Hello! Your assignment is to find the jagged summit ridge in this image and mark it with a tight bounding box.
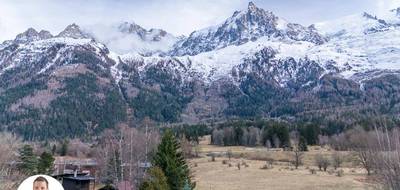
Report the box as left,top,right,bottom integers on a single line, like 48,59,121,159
118,21,173,42
118,22,147,38
57,23,92,39
171,2,326,56
14,28,53,43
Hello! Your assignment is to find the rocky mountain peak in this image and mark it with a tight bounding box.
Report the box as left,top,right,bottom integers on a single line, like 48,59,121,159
234,1,277,28
57,23,91,39
247,2,258,12
171,2,325,56
118,22,147,39
117,22,173,42
14,28,53,43
38,30,53,39
363,12,377,19
147,28,168,41
14,28,53,44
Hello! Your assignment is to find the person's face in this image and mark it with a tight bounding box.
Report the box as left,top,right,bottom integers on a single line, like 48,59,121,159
33,181,48,190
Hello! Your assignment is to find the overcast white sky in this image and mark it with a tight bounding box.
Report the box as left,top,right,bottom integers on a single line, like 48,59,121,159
0,0,399,42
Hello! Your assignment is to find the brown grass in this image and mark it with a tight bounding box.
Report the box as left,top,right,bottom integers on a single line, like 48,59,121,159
190,136,374,190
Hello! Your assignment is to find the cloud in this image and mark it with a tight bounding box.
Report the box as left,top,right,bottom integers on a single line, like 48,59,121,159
376,0,400,15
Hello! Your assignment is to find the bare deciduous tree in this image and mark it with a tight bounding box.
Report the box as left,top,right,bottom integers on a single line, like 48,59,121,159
315,154,330,171
370,123,400,189
181,135,193,159
95,124,160,188
0,132,24,190
332,152,344,170
292,149,304,169
67,138,91,158
346,127,375,175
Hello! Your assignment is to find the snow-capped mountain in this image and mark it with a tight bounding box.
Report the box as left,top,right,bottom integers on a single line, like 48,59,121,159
14,28,53,44
315,12,390,37
1,2,400,139
0,24,108,77
312,11,400,79
171,2,326,56
57,23,93,39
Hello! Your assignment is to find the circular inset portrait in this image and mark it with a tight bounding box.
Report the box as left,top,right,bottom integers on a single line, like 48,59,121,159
17,175,64,190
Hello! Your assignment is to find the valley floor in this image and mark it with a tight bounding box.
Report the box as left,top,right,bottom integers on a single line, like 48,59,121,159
190,137,375,190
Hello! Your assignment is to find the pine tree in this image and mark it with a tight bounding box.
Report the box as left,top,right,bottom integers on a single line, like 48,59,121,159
104,156,116,185
152,130,194,190
51,144,57,155
139,167,170,190
18,145,38,175
60,139,69,156
37,151,55,174
298,136,308,151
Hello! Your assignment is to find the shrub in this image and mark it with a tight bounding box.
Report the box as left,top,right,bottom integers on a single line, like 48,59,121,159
309,168,317,174
315,154,330,171
336,169,344,177
327,169,335,175
210,153,216,162
332,152,344,170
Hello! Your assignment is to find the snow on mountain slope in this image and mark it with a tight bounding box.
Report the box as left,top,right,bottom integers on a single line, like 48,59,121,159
171,2,325,56
14,28,53,44
109,36,318,87
177,8,400,83
57,23,92,39
106,6,400,86
0,24,109,76
381,7,400,25
179,37,314,82
313,10,400,79
315,12,389,37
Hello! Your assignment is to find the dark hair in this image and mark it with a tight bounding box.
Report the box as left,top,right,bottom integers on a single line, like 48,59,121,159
33,176,49,188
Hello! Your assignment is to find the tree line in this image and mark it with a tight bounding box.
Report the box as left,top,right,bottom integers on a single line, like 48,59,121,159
211,120,320,149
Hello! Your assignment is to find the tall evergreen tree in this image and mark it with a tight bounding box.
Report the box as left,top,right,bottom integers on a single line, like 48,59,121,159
152,130,194,190
60,139,69,156
300,124,320,145
37,151,55,174
51,144,57,155
18,145,38,175
298,136,308,152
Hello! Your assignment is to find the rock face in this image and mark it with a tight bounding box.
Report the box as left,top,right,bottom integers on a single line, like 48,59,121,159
14,28,53,43
57,23,92,39
1,2,400,139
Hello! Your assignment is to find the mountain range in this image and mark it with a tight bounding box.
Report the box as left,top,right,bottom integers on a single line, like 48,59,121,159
1,2,400,140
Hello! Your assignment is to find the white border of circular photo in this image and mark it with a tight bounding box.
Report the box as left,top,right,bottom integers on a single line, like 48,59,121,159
18,175,64,190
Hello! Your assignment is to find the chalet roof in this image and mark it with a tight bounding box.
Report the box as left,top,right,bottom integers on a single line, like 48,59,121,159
54,156,97,166
64,176,95,181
